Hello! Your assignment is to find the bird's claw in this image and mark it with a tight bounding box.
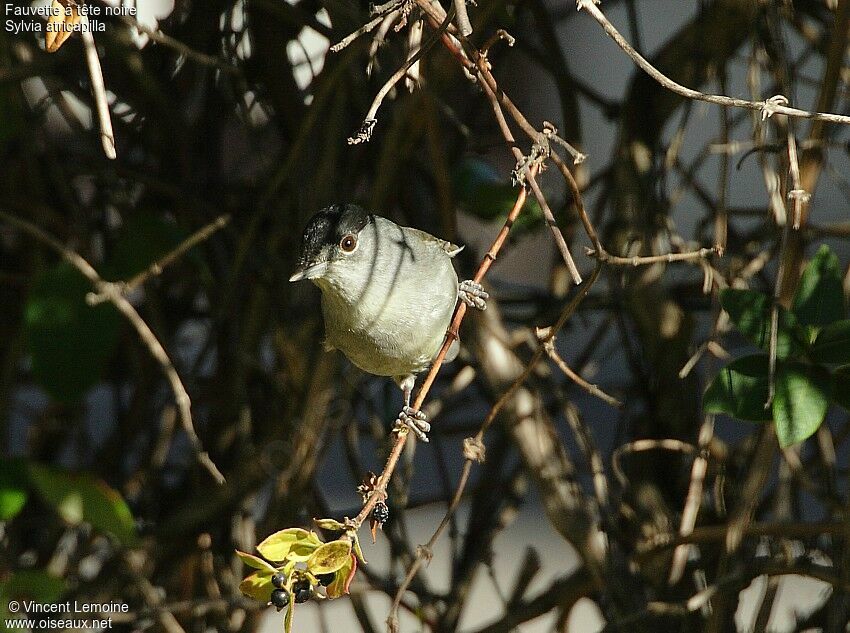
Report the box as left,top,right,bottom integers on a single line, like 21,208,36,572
394,406,430,442
459,280,488,310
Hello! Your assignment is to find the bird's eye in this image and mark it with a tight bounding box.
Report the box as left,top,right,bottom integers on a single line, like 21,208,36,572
340,234,357,253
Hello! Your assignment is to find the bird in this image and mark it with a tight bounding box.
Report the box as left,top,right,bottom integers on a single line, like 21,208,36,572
289,204,488,441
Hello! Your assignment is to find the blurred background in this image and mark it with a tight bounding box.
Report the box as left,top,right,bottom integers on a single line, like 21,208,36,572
1,0,849,631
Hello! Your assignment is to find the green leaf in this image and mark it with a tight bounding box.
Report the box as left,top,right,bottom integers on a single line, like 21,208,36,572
307,540,352,575
772,362,830,448
103,216,187,281
832,366,850,411
313,518,346,531
0,488,27,521
0,459,29,520
453,158,542,231
0,569,65,621
811,320,850,365
238,571,274,602
23,263,121,403
720,289,804,359
235,550,277,572
256,528,321,562
28,464,137,546
703,355,772,422
325,555,357,599
350,531,366,565
792,245,846,326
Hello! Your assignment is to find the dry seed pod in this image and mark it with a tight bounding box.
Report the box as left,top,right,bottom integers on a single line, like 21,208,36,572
46,0,81,53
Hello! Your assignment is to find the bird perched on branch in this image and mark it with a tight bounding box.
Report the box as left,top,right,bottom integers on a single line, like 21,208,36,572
289,204,488,441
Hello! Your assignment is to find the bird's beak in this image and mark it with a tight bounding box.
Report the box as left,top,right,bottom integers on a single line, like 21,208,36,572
289,261,328,282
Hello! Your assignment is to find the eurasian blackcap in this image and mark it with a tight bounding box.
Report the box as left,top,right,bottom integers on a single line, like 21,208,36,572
289,204,488,441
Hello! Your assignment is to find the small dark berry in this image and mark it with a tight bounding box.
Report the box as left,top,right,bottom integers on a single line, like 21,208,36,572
271,572,286,589
317,572,335,587
270,589,289,611
372,501,389,525
293,578,313,603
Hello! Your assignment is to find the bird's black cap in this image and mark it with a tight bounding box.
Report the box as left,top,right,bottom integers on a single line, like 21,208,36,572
293,204,373,273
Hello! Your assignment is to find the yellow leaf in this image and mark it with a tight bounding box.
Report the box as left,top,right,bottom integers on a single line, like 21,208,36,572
238,571,274,602
45,0,81,53
235,550,277,572
307,540,352,575
326,555,357,599
257,528,322,562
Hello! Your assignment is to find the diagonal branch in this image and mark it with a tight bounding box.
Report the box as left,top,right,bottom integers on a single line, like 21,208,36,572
0,210,225,484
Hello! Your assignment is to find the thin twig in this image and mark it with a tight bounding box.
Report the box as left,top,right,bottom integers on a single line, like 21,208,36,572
123,215,231,292
347,165,540,533
470,54,582,284
386,264,603,629
586,247,716,266
80,16,116,159
97,3,241,73
577,0,850,126
332,12,391,52
0,210,225,484
667,415,715,584
348,5,454,144
612,438,696,487
539,329,622,408
562,402,610,511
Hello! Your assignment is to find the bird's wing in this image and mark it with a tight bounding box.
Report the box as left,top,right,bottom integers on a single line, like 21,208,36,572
404,227,464,258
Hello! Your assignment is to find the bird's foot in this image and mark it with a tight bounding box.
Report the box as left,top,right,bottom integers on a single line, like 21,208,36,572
393,406,431,442
458,280,489,310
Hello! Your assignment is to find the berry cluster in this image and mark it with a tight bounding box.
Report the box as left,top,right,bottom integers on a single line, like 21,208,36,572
372,501,389,525
268,570,337,611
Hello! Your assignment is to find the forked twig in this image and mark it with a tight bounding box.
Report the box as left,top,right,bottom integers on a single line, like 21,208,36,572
578,1,850,126
0,210,225,484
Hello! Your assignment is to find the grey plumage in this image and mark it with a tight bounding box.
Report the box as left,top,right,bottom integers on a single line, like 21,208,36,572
290,204,486,440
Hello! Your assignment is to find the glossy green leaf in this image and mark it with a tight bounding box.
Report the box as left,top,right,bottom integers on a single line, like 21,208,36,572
239,571,275,602
811,320,850,365
453,158,542,231
792,245,846,326
0,459,29,520
28,464,137,546
235,550,277,572
703,355,771,422
772,362,830,448
720,289,805,359
23,263,121,403
832,366,850,411
307,540,352,575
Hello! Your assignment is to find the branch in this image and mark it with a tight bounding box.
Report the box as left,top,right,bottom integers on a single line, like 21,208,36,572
80,17,116,159
386,264,602,631
538,328,622,408
0,210,225,484
347,166,540,536
586,246,717,266
577,1,850,126
123,214,231,292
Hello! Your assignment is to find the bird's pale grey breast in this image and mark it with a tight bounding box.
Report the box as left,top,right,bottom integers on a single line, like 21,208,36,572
320,217,458,377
